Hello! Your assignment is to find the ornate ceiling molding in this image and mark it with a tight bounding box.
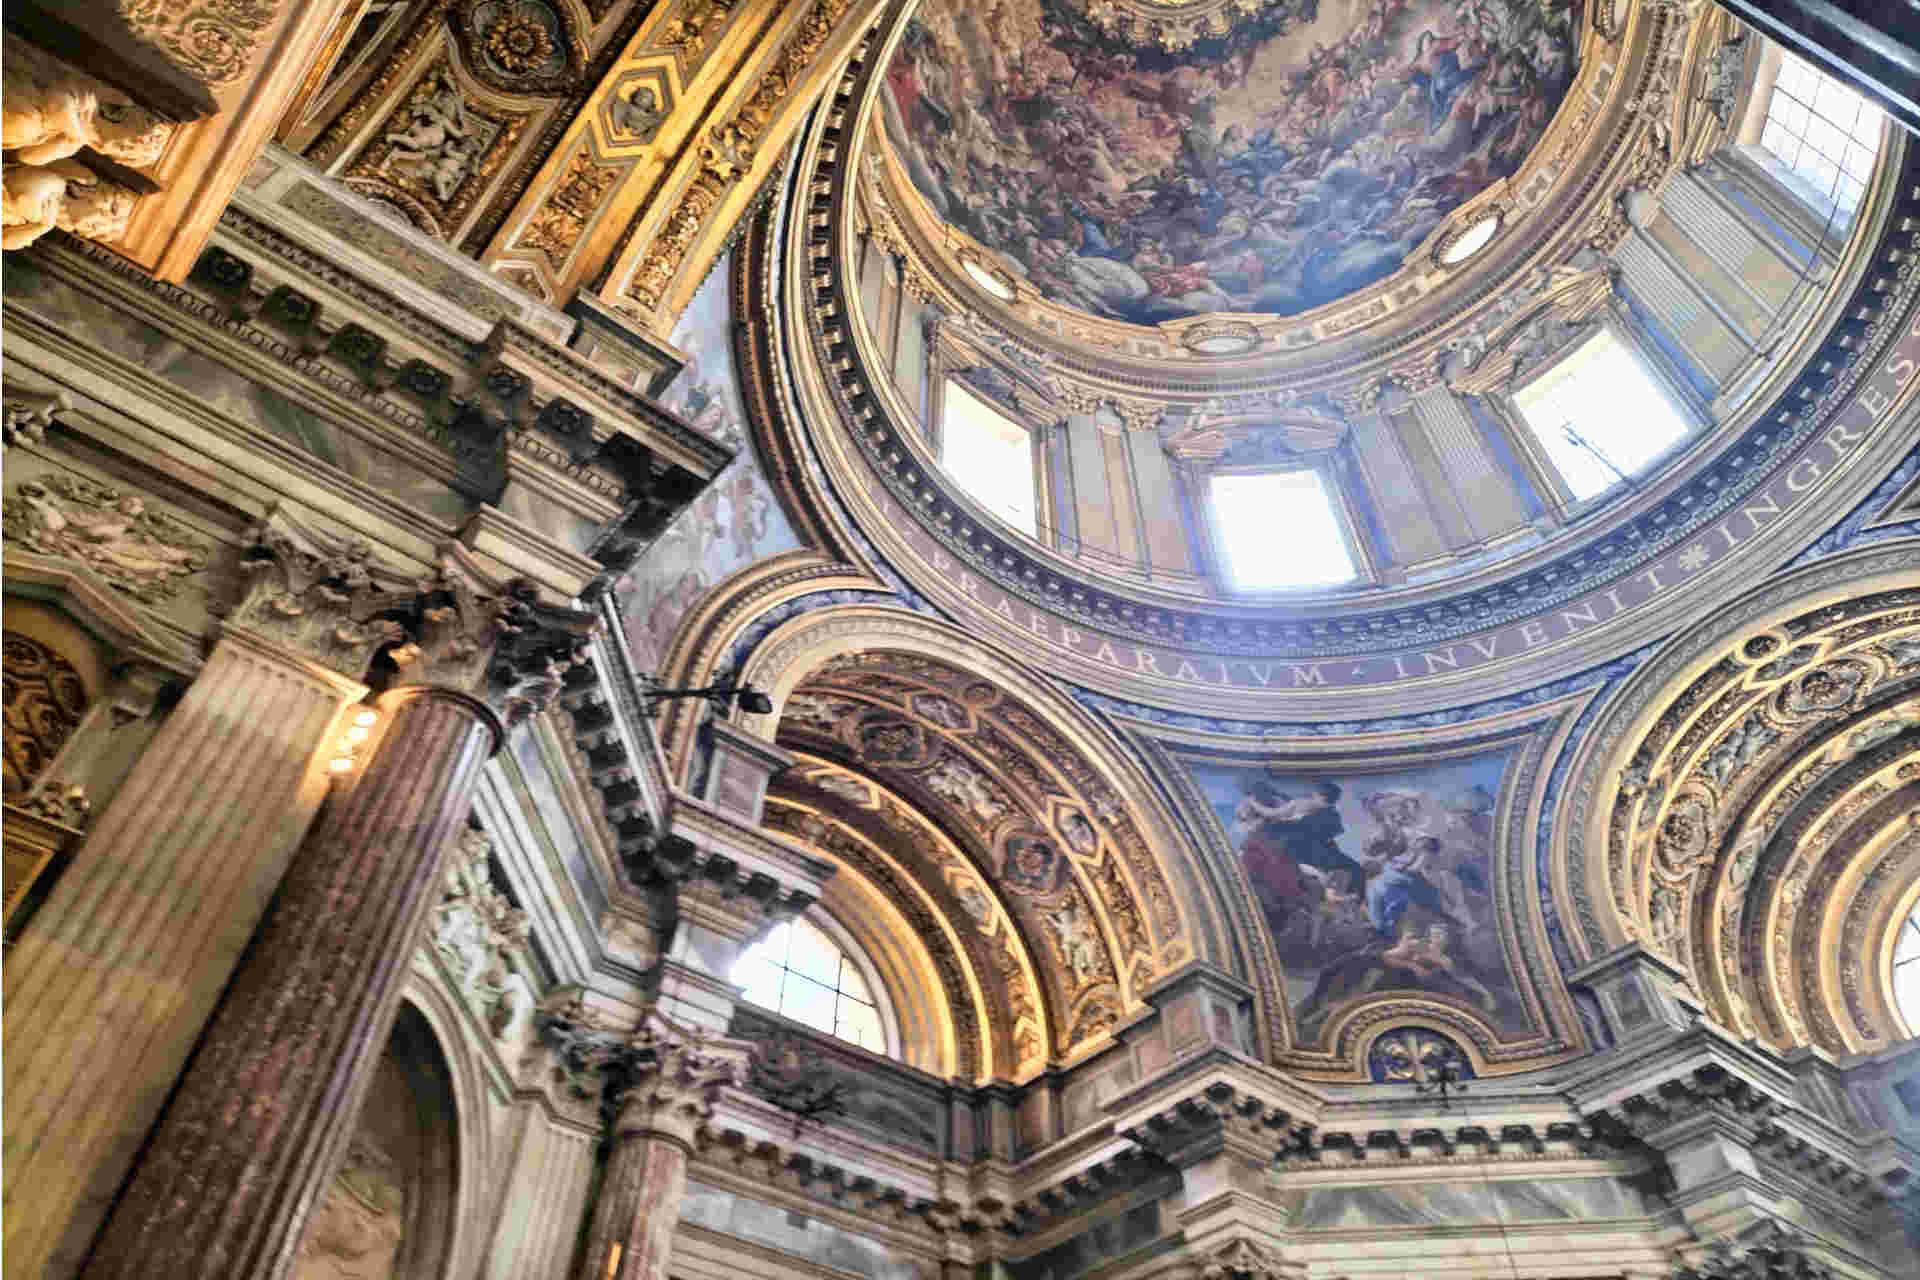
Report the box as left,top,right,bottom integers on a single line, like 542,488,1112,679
730,603,1222,958
773,650,1182,1055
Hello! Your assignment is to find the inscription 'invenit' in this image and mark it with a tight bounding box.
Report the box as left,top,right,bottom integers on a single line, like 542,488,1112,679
880,311,1919,693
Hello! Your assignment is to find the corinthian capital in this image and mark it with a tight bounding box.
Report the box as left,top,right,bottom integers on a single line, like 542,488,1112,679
602,1014,754,1148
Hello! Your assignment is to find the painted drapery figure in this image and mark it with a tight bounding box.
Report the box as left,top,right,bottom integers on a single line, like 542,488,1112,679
1200,751,1523,1042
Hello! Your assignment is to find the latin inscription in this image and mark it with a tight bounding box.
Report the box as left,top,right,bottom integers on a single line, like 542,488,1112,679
879,320,1918,691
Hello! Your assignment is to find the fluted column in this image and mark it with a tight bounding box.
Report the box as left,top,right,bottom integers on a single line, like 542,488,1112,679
3,626,364,1279
80,684,504,1279
576,1017,750,1280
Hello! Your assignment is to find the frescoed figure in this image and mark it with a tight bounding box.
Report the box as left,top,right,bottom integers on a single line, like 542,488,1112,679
616,249,799,672
1194,750,1525,1043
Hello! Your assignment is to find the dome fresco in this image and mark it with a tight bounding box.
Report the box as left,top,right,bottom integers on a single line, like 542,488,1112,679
880,0,1581,323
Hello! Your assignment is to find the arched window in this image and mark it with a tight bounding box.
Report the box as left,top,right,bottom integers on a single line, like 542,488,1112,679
1892,902,1920,1037
733,916,887,1053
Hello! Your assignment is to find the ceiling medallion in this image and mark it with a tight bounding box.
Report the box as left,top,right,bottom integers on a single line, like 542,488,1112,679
475,0,567,78
1179,318,1261,356
1435,213,1503,267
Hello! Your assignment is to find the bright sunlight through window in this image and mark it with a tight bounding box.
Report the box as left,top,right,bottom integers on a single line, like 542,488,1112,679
1760,50,1882,222
1893,903,1920,1037
941,380,1036,536
1512,328,1692,502
733,916,885,1053
1210,469,1356,591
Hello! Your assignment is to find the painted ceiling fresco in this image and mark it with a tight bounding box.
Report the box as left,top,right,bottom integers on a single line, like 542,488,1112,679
880,0,1580,322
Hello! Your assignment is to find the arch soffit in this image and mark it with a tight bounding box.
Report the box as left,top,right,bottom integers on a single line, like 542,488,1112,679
777,750,1065,1074
1554,543,1920,1052
772,654,1170,1056
765,780,1015,1081
734,604,1221,963
388,980,488,1280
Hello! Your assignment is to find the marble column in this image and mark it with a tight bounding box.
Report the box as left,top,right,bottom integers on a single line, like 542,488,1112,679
2,626,365,1279
80,683,504,1279
577,1017,751,1280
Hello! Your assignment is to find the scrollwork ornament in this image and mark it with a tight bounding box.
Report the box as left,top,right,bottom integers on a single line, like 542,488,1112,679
118,0,279,86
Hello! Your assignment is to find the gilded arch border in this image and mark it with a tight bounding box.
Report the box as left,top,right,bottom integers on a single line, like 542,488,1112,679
728,604,1223,996
1552,541,1920,1049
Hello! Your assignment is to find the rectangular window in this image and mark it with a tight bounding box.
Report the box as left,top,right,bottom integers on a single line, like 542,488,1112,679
1511,328,1693,502
1209,468,1356,591
941,380,1037,536
1759,49,1882,222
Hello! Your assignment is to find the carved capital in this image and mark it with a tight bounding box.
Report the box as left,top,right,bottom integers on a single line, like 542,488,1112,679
228,511,412,677
601,1015,753,1148
1670,1221,1839,1280
231,511,597,725
1191,1237,1302,1280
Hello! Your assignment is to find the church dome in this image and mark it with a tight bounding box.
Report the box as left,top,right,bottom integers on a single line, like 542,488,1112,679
755,0,1912,715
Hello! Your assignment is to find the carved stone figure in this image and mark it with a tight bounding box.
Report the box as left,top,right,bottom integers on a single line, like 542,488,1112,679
386,73,481,203
3,160,138,250
1,41,169,167
1045,899,1100,983
784,692,860,733
607,84,665,141
1700,713,1779,789
3,475,208,599
430,829,530,996
926,755,1006,823
1059,810,1098,855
